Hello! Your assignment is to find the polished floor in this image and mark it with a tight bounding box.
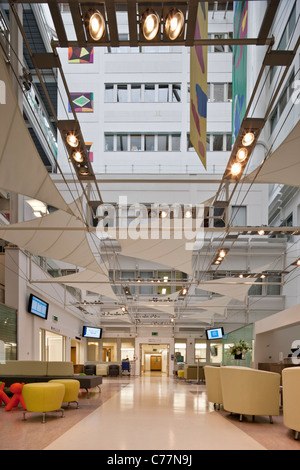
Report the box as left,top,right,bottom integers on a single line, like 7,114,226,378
0,374,299,451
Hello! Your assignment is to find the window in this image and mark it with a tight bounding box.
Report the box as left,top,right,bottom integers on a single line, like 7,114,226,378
145,135,155,151
158,84,169,102
231,206,247,226
175,341,186,362
121,340,135,361
214,83,225,101
144,84,155,102
105,134,114,151
249,278,263,296
105,83,181,102
212,134,224,151
209,342,222,363
213,207,226,228
266,276,281,296
117,134,128,151
105,84,114,102
171,84,181,102
131,84,141,102
157,134,169,151
117,84,128,102
105,133,181,151
130,134,142,151
102,340,117,362
195,340,206,363
171,134,181,151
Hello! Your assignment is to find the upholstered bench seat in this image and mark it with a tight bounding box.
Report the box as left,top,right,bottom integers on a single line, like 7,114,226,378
22,382,65,423
49,379,80,408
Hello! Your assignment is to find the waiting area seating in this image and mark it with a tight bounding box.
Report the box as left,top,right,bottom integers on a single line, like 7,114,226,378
204,366,223,410
183,364,205,381
282,366,300,439
22,382,65,423
0,361,102,397
49,379,80,408
204,365,281,423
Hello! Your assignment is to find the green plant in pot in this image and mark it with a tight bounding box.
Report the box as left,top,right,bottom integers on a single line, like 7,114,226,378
229,340,251,360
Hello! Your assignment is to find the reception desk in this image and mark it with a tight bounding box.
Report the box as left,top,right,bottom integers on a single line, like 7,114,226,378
258,362,299,383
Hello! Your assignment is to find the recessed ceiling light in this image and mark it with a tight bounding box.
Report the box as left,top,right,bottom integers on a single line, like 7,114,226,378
231,162,242,176
88,10,105,41
66,134,79,148
141,9,160,40
236,148,248,163
242,132,255,147
72,150,84,163
165,8,184,40
258,229,265,236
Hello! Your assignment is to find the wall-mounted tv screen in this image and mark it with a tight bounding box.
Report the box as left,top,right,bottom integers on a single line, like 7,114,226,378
82,326,102,339
28,294,49,320
205,327,224,340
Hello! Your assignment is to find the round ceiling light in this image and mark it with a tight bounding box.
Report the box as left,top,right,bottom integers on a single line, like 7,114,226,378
165,8,184,40
88,9,105,41
66,134,79,148
78,165,90,176
72,150,84,163
236,147,248,163
141,9,160,41
242,132,255,147
231,162,242,176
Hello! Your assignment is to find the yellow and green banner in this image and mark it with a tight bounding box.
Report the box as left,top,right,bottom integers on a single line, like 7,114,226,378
190,2,208,169
232,1,248,144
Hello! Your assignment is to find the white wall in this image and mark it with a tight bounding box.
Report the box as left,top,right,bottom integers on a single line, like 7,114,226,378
4,248,84,361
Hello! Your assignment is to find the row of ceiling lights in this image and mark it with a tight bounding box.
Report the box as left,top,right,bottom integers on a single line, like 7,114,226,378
230,131,255,176
85,7,185,43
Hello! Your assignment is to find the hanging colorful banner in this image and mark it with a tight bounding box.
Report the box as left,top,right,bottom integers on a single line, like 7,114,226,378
232,1,248,145
190,2,208,169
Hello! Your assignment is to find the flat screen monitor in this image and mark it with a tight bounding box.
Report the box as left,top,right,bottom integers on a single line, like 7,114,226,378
28,294,49,320
205,327,224,340
82,326,102,339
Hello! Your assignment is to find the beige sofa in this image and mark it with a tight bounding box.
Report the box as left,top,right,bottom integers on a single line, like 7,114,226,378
204,366,223,409
220,366,280,423
0,360,102,396
282,366,300,439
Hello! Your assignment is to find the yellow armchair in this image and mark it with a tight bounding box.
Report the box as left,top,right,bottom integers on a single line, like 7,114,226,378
282,366,300,440
204,366,223,409
220,366,280,423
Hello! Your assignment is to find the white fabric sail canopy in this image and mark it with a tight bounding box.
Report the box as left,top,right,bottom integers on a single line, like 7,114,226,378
243,121,300,187
0,53,71,213
42,269,119,301
191,295,233,316
197,277,257,302
117,234,197,277
0,207,107,275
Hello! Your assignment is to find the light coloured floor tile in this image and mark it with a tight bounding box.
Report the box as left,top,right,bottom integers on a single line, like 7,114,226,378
45,376,266,450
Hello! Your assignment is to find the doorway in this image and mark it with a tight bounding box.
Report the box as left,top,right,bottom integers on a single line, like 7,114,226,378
150,355,162,371
140,343,169,376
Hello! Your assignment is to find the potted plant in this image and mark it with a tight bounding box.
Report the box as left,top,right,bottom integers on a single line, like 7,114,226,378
229,340,251,360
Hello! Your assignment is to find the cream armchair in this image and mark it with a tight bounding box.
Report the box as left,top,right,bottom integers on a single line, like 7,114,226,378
220,366,280,423
282,367,300,439
204,366,223,409
96,364,108,376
